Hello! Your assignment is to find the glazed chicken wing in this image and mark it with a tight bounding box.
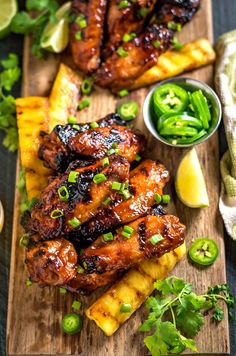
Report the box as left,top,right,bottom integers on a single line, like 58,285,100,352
103,0,158,58
29,155,130,240
95,24,173,91
25,238,78,286
70,0,107,73
81,214,186,274
70,160,170,245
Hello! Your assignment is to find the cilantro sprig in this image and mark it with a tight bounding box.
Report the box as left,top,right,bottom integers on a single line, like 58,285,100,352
140,276,234,355
17,167,38,214
0,53,21,152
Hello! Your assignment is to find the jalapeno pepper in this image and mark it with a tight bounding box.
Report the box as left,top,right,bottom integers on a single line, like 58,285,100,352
157,112,203,131
188,238,219,266
190,90,211,129
153,83,189,116
117,101,138,120
166,129,207,145
62,313,82,335
160,126,198,137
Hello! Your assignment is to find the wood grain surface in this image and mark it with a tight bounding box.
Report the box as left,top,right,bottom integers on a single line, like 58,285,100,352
6,1,230,355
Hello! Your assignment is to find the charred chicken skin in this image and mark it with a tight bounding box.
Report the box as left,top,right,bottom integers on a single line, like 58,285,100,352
29,155,130,240
95,24,174,91
70,159,170,245
25,238,78,286
81,214,186,274
70,0,107,73
103,0,158,58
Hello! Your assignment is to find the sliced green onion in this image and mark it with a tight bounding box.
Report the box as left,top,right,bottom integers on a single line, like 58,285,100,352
149,233,164,246
68,171,79,183
102,157,109,167
117,47,128,57
81,78,93,95
68,116,77,124
25,278,33,287
19,234,29,248
50,209,64,219
167,22,182,31
153,40,161,48
123,225,134,234
123,32,136,42
154,193,162,204
75,14,87,28
90,121,99,128
118,0,129,9
103,232,114,241
120,303,132,313
68,217,81,228
73,124,81,131
59,287,67,295
122,231,132,239
78,98,90,110
72,300,81,311
103,197,111,206
75,31,82,41
172,36,184,50
117,101,138,121
135,154,141,162
162,194,170,204
58,186,69,202
122,189,131,200
83,261,88,270
138,7,147,17
118,89,129,98
77,265,85,274
107,148,119,155
93,173,107,184
112,181,122,190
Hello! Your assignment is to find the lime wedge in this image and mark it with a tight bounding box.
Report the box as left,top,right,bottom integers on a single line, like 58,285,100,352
175,148,209,208
0,0,17,39
40,2,71,53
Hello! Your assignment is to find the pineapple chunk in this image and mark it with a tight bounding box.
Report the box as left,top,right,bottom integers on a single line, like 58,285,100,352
86,243,186,336
130,38,215,89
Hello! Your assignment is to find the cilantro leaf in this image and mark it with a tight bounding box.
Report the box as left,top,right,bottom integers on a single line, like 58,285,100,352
213,306,224,321
2,127,18,152
0,67,21,92
1,54,19,69
26,0,50,11
176,307,204,337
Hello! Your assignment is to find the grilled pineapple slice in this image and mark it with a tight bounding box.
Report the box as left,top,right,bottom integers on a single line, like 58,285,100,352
16,64,81,199
86,242,186,336
130,38,215,89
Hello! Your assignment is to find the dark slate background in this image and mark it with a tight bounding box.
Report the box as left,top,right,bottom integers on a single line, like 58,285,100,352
0,1,236,355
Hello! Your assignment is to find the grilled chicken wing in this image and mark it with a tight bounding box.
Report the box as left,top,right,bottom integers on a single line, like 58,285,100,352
70,160,169,245
39,113,127,173
103,0,158,58
29,155,130,240
25,238,78,286
70,0,107,73
81,214,185,274
95,24,173,91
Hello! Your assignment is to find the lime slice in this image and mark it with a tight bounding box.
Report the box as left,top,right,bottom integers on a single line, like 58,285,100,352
40,2,71,53
175,148,209,208
0,0,17,39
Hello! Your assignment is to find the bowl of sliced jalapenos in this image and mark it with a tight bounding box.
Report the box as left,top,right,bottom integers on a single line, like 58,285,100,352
143,77,222,147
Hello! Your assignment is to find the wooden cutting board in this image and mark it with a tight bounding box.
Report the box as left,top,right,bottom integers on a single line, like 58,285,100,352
7,1,230,355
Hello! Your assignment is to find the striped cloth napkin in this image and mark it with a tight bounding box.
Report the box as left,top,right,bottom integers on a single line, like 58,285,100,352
215,29,236,240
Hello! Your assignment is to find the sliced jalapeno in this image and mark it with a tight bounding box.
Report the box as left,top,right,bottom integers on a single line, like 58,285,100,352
117,101,138,120
190,90,211,129
160,126,198,137
153,83,189,116
157,112,203,131
167,129,207,145
62,313,82,335
188,238,219,266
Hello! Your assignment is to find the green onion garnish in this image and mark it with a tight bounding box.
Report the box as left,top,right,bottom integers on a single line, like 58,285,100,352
153,40,161,48
68,217,81,228
50,209,64,219
117,47,128,57
76,14,87,28
90,121,99,128
162,194,171,204
107,148,119,155
75,31,82,41
68,171,79,183
81,78,93,95
118,0,129,9
118,89,129,98
77,265,85,274
68,116,77,124
154,193,162,204
123,225,134,234
25,278,33,287
93,173,107,184
58,186,69,202
121,231,132,239
112,181,122,190
123,32,136,42
73,124,81,131
19,234,29,248
167,21,182,32
103,232,114,241
72,300,81,311
172,36,184,50
103,197,111,206
120,303,132,313
83,261,88,270
138,7,147,17
78,98,90,110
59,288,67,295
149,233,164,246
135,154,141,162
122,189,131,200
102,157,109,167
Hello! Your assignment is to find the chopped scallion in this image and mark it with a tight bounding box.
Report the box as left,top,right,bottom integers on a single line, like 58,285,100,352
59,288,67,295
75,31,82,41
19,234,29,248
26,278,33,287
68,171,79,183
73,124,81,131
122,189,131,200
103,197,111,206
78,98,90,110
122,231,132,239
153,40,161,48
81,78,93,95
50,209,64,219
149,233,164,246
103,232,114,241
172,36,184,50
93,173,107,184
77,265,85,274
118,89,129,98
72,300,81,310
123,32,136,42
120,303,132,313
68,116,77,124
154,193,162,204
118,0,129,9
117,47,128,57
75,14,87,28
68,217,81,228
90,121,99,128
123,225,134,234
162,194,171,204
102,157,109,166
112,181,122,190
58,186,69,202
